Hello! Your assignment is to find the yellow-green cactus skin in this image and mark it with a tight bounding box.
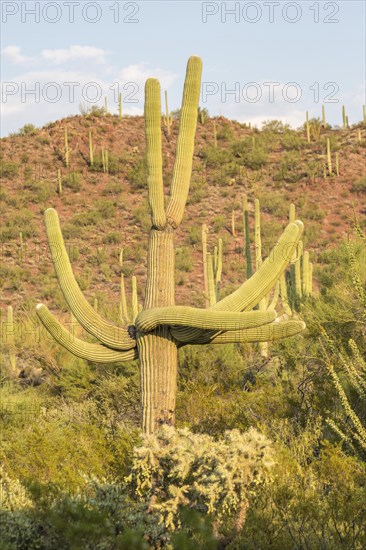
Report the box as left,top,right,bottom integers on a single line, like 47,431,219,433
37,57,306,434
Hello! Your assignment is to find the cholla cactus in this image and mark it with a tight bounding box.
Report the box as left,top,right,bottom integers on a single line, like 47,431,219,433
125,425,273,532
36,57,306,434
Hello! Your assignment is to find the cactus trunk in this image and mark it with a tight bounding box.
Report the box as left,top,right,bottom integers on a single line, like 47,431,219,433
138,229,177,434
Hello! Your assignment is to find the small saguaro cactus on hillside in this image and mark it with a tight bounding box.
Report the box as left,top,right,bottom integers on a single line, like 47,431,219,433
36,56,306,434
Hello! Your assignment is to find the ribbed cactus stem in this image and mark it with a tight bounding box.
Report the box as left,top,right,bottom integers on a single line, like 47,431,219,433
346,115,349,128
163,90,172,136
6,305,17,373
243,194,253,279
215,238,223,302
145,78,166,229
327,138,332,175
342,105,347,128
309,262,313,294
302,250,310,296
57,169,62,194
119,92,122,119
166,56,202,228
363,105,366,123
132,276,139,322
207,253,216,306
289,203,296,223
93,297,98,311
280,272,292,316
306,111,310,143
64,126,69,167
119,248,129,324
335,152,340,176
89,131,94,166
201,223,209,307
322,104,326,127
357,129,362,142
104,96,108,114
138,229,176,433
254,198,262,271
295,240,303,299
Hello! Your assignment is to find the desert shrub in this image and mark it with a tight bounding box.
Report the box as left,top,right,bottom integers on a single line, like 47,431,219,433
238,423,366,550
17,124,38,136
101,182,123,195
198,145,233,167
62,171,83,192
127,157,147,190
281,131,304,150
261,120,290,134
351,175,366,193
273,151,306,183
126,425,273,536
217,122,233,141
0,161,19,179
24,179,54,203
175,247,194,272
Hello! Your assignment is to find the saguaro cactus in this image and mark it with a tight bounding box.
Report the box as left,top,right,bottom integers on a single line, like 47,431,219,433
36,57,306,434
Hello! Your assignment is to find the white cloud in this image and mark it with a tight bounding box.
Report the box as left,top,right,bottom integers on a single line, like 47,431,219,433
41,45,108,65
2,46,35,64
119,64,178,89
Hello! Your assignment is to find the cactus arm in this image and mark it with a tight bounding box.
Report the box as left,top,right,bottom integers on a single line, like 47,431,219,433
44,208,136,351
201,224,209,307
213,221,303,312
207,253,216,306
145,78,167,229
166,56,202,228
36,305,138,363
267,280,280,312
174,320,306,345
135,306,276,332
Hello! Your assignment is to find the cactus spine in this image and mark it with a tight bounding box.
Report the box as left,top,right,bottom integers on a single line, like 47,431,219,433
36,57,306,434
163,90,173,136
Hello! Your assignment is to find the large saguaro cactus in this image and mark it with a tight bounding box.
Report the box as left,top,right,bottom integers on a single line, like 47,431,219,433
36,57,306,434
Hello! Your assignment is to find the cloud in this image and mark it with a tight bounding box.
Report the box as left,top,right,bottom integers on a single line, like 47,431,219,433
119,64,178,89
2,46,35,64
41,45,108,65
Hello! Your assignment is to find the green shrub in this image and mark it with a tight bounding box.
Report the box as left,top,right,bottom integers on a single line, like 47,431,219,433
127,157,147,190
62,171,83,192
1,161,20,179
351,176,366,193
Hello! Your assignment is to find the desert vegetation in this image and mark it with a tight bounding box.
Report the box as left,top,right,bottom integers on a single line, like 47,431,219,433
0,56,365,549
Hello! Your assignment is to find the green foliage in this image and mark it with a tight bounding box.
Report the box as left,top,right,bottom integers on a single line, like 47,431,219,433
16,123,38,136
0,161,19,179
127,157,148,190
126,425,273,535
351,175,366,193
62,171,83,192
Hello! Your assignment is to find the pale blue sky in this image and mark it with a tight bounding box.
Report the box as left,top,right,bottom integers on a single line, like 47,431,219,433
1,1,365,135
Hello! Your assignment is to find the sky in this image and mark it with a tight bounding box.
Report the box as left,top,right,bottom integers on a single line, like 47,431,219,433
1,0,365,136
